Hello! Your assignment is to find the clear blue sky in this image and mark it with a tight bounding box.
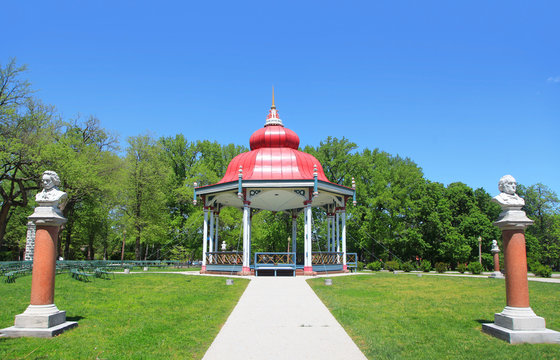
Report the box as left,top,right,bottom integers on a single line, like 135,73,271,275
3,1,559,196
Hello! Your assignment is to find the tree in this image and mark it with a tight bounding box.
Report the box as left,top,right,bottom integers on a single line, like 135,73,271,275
519,183,560,269
123,134,171,260
304,136,358,185
0,58,59,247
44,116,121,259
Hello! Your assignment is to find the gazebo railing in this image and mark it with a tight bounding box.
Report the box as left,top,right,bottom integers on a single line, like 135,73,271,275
206,251,243,265
254,252,296,266
346,253,358,270
312,252,343,265
254,252,296,276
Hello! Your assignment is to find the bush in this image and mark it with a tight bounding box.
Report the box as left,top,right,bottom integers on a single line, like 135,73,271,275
468,262,483,274
435,262,448,273
457,263,467,274
401,261,415,272
366,261,382,271
481,253,493,271
357,261,365,271
385,260,401,271
527,258,541,273
419,260,432,272
534,264,552,278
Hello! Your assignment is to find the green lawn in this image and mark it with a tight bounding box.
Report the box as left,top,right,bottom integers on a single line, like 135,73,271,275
1,273,248,360
308,273,560,360
114,267,202,273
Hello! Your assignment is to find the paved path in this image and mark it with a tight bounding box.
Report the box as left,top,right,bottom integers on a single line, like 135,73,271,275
202,276,367,360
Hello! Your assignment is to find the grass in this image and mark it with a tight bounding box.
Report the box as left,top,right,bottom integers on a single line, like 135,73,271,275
1,273,248,360
113,267,202,273
308,273,560,360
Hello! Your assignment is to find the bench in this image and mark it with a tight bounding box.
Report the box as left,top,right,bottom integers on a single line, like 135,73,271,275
94,268,113,279
3,272,16,283
70,269,94,282
2,268,30,283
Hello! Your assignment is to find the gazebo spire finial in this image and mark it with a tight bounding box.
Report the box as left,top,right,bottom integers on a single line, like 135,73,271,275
265,87,283,127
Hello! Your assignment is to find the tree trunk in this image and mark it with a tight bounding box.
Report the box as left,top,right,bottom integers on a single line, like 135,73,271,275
62,202,75,259
87,234,95,260
0,202,12,249
135,230,141,260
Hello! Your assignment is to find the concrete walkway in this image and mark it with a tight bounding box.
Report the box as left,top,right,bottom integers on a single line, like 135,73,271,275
202,276,367,360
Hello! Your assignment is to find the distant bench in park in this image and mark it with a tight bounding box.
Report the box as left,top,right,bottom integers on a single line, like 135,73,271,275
70,269,94,282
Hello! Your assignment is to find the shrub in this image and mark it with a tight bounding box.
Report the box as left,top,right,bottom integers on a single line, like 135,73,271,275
366,261,382,271
534,264,552,278
401,261,415,272
468,262,483,274
435,262,448,273
527,258,541,273
481,253,493,271
385,260,401,271
457,263,467,274
357,261,365,271
419,260,432,272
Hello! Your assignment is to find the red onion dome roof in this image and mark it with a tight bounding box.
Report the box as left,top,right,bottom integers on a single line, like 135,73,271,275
218,100,331,183
249,125,300,150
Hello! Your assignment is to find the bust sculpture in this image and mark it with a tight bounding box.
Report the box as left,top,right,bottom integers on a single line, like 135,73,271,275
28,170,68,226
492,175,524,208
491,239,500,253
36,171,68,208
492,174,533,228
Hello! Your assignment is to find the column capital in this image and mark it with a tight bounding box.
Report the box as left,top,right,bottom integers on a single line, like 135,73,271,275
28,206,67,227
494,209,534,230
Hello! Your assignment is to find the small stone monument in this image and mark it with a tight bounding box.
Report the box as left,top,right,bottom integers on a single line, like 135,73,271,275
24,221,36,261
488,240,504,279
1,171,77,338
482,175,559,344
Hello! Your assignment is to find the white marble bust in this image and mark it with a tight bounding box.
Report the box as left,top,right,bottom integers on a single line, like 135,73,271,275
492,175,524,208
35,171,67,210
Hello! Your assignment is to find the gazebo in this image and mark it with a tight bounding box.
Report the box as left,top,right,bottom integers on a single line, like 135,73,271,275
194,94,356,276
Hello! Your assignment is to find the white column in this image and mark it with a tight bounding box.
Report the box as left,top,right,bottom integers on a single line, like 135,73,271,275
214,213,219,250
248,209,252,268
304,203,313,272
292,213,297,257
202,208,209,270
329,213,336,251
209,209,214,254
327,215,331,253
242,202,250,273
336,210,340,253
342,208,347,269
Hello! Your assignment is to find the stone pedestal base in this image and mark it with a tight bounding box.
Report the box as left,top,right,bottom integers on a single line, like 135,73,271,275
0,304,77,338
240,266,251,276
488,271,504,279
482,306,560,344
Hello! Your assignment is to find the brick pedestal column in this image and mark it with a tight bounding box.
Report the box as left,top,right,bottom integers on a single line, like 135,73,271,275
482,206,559,344
29,226,59,305
502,229,529,307
493,251,500,272
489,244,503,279
1,194,77,338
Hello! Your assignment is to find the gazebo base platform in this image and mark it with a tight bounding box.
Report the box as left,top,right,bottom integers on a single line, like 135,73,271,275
200,268,348,276
200,269,255,276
